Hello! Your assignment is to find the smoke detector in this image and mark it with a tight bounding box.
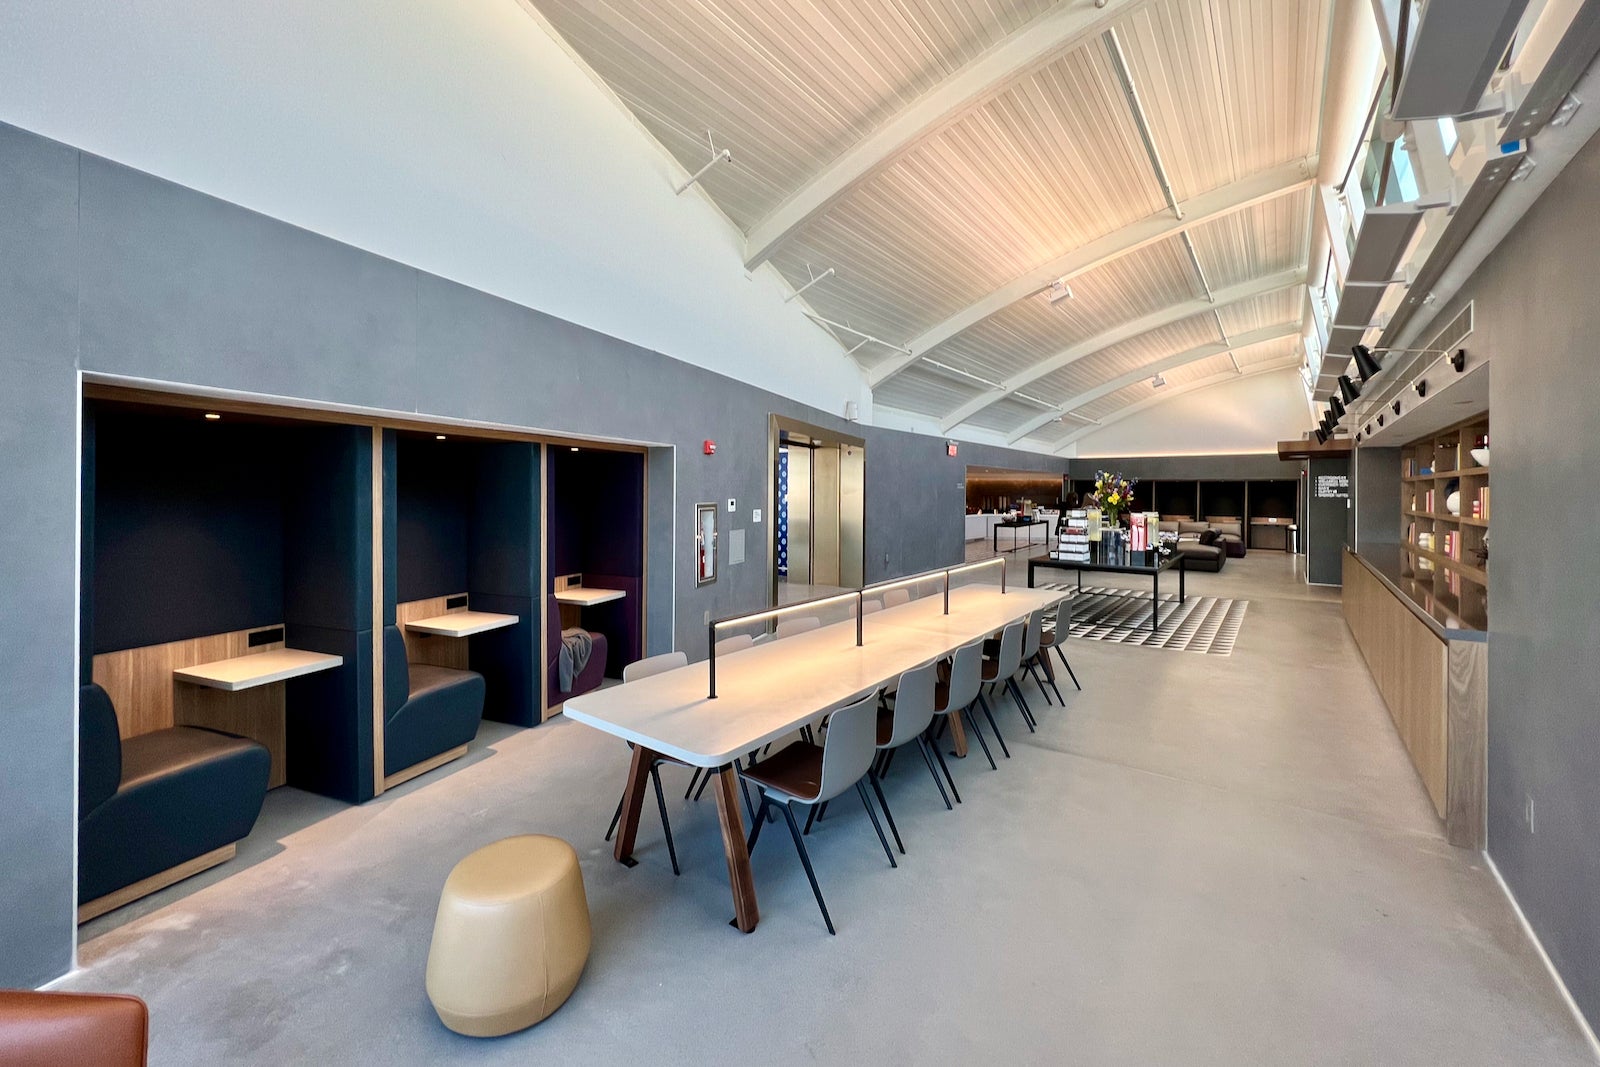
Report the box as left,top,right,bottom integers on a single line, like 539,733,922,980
1150,374,1166,388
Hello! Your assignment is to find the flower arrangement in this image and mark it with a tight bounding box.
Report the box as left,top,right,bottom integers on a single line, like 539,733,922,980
1091,469,1137,525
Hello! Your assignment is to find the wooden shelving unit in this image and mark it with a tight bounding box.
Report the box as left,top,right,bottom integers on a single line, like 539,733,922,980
1400,414,1490,630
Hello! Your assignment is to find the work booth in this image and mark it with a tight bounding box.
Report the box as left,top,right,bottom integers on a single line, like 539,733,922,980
78,404,375,919
546,447,645,707
385,432,544,787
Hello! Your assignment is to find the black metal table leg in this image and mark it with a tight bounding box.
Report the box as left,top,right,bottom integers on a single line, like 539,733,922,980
1152,569,1160,632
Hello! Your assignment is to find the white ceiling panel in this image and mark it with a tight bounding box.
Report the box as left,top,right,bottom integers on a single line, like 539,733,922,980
528,0,1060,228
522,0,1333,435
1187,188,1313,291
1113,0,1331,201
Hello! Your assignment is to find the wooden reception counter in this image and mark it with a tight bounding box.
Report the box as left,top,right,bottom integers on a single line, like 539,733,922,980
1343,547,1486,849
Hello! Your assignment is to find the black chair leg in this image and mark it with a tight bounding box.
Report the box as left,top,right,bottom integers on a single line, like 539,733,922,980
806,799,829,833
867,772,905,855
803,804,819,835
1027,661,1053,705
929,735,962,803
683,767,703,800
778,803,834,935
604,788,625,842
746,795,770,854
692,765,713,802
855,781,898,869
977,692,1011,758
962,705,998,770
1006,677,1037,731
1055,644,1081,689
915,736,952,810
650,764,680,877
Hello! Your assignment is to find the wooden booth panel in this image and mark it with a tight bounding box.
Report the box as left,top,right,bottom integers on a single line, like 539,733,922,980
396,595,470,669
92,626,289,788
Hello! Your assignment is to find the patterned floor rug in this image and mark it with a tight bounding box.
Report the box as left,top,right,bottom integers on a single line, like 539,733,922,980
1036,583,1249,655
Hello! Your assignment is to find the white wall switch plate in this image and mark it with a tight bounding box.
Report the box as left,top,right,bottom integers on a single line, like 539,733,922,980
751,508,762,523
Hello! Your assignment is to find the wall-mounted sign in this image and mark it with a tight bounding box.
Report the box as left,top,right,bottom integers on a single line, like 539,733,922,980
1314,473,1349,500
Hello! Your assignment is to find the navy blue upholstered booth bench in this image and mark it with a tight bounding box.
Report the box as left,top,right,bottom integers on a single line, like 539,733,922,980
77,684,271,921
381,627,486,787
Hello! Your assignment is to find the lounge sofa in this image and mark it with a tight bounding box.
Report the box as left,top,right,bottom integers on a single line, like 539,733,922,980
1159,520,1232,573
382,626,486,780
78,683,270,912
545,598,607,707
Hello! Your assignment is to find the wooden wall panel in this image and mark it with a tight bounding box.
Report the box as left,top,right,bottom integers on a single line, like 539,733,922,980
91,626,288,787
396,595,469,669
1342,553,1448,817
1446,640,1489,849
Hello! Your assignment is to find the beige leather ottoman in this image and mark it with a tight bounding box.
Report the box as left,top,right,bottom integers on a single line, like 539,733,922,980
425,835,591,1036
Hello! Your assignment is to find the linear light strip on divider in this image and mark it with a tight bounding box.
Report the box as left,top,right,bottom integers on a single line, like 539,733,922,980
704,557,1012,700
706,590,864,700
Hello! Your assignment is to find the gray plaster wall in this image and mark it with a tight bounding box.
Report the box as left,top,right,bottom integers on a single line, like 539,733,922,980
1068,454,1303,482
0,121,1067,986
1419,128,1600,1029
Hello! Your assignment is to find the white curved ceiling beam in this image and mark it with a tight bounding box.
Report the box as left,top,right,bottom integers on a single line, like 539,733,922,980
936,266,1306,432
1051,357,1303,453
871,158,1317,387
741,0,1145,270
1003,322,1300,443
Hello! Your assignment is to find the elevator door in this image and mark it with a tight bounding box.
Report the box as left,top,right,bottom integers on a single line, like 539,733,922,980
773,420,865,602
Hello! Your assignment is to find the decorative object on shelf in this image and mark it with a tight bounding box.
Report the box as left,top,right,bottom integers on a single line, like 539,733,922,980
1090,469,1137,528
1446,491,1461,516
1471,432,1489,466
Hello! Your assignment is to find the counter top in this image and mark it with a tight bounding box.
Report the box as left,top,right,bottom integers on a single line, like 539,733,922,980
174,649,344,691
1347,545,1487,643
553,588,626,607
405,611,520,637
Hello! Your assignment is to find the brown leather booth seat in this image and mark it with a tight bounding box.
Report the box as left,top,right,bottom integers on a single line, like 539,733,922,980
0,990,149,1067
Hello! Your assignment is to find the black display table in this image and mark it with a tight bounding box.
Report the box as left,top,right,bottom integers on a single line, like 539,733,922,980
993,518,1048,553
1027,548,1185,632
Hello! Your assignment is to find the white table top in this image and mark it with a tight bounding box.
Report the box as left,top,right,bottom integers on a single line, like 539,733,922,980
563,585,1063,767
174,649,344,692
553,588,627,607
405,611,520,637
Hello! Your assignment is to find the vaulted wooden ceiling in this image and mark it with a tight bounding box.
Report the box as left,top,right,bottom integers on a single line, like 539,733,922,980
520,0,1332,449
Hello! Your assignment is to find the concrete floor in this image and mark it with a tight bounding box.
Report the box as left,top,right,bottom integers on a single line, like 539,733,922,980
66,552,1593,1064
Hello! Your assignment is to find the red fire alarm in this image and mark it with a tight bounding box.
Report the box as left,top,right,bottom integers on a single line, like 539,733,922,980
703,440,717,455
945,440,958,457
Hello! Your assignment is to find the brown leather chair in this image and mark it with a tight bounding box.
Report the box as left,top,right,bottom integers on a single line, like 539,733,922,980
0,990,148,1066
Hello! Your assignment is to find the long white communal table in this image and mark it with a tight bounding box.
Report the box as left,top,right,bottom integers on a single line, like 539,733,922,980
564,584,1067,932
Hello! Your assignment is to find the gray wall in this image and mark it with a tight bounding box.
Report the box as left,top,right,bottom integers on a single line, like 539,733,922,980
1068,454,1303,481
0,121,1067,986
1421,128,1600,1028
1352,446,1401,549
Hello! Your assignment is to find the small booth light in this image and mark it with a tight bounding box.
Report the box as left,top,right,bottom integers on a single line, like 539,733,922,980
204,413,222,421
571,446,580,452
435,434,447,440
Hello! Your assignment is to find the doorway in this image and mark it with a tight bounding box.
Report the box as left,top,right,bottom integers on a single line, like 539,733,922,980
770,416,865,605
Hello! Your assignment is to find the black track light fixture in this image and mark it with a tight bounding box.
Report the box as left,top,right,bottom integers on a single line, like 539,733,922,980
1392,400,1402,416
1352,344,1383,381
1450,348,1466,371
1377,414,1385,427
1415,379,1427,398
1314,427,1328,445
1355,433,1362,444
1338,375,1361,403
1330,396,1346,418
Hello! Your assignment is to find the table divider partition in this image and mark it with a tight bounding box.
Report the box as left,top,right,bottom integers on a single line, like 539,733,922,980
705,557,1007,699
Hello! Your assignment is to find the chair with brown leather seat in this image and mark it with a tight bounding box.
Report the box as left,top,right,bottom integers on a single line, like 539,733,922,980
873,660,953,830
602,651,689,874
740,690,894,934
1038,597,1081,692
0,990,148,1067
981,618,1034,737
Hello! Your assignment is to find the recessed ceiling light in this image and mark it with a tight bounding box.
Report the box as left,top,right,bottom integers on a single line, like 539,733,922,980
204,412,221,420
435,434,447,440
570,446,580,452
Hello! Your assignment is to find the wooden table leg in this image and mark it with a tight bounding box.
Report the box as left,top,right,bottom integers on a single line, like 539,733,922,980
613,744,657,866
711,765,760,932
945,710,969,759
